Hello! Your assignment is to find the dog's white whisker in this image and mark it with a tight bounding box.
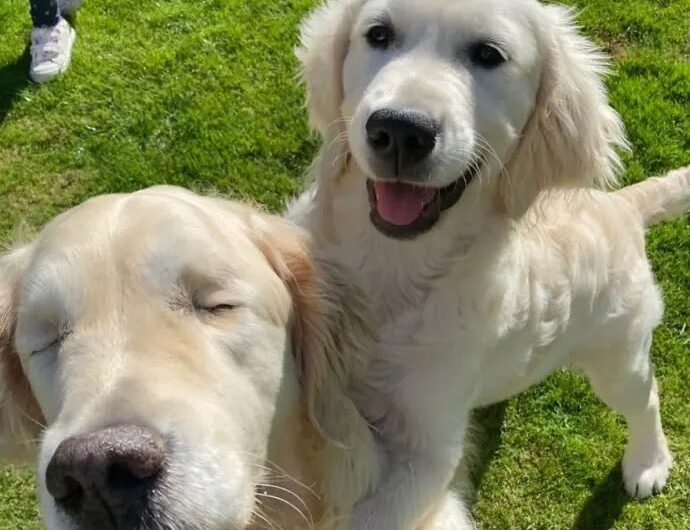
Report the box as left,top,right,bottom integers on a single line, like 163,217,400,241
256,483,313,517
256,492,314,528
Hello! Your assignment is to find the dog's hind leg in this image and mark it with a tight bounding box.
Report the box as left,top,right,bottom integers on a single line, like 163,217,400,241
576,329,673,498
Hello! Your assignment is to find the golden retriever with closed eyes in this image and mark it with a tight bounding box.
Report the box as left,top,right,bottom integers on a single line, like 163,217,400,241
0,186,470,530
0,186,334,530
289,0,690,528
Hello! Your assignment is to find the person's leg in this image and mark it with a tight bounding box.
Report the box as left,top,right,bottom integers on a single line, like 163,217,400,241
29,0,60,28
29,0,76,84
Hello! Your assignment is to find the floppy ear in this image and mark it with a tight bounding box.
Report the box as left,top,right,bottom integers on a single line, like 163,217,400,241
500,5,629,215
296,0,368,241
250,214,382,513
249,214,369,432
0,247,44,461
296,0,366,138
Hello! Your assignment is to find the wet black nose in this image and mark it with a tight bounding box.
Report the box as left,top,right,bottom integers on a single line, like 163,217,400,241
46,425,166,528
366,109,439,175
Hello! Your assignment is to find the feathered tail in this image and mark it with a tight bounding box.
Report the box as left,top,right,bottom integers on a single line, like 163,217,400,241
615,165,690,227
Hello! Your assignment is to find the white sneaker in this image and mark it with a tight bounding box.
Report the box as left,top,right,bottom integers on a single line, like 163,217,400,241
58,0,83,16
30,18,76,84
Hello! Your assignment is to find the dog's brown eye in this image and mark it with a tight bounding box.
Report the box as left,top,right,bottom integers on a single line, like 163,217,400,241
366,24,394,49
469,42,507,68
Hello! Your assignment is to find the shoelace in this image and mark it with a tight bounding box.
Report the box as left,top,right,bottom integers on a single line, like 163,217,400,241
32,27,64,61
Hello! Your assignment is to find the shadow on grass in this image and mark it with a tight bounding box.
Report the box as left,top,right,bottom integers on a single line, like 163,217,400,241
0,44,31,125
452,402,508,501
458,405,630,530
572,463,630,530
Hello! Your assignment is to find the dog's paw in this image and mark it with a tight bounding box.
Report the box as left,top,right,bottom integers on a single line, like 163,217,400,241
347,499,401,530
622,445,673,498
346,500,377,530
421,492,476,530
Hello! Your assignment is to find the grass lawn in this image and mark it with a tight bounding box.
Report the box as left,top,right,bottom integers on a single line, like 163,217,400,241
0,0,688,528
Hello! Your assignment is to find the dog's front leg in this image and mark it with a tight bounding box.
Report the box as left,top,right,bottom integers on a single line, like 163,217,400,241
347,432,470,530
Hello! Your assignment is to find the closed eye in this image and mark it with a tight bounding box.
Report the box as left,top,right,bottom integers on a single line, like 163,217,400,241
31,331,71,356
31,340,58,356
169,289,240,316
204,304,236,313
195,303,238,315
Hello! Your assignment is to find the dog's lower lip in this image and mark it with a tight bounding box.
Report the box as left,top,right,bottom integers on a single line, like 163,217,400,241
367,164,480,240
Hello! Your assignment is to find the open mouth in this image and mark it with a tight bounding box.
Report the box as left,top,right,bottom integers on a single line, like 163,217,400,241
367,164,480,240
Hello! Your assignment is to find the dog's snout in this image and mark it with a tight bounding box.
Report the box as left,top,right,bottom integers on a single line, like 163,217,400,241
366,109,439,175
46,425,165,527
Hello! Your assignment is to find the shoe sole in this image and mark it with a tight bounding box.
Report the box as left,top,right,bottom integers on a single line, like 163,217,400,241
30,26,76,84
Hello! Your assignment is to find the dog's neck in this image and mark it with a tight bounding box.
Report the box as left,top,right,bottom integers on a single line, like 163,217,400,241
300,157,508,310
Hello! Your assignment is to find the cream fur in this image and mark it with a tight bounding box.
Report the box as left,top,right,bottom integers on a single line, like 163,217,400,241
0,186,468,530
290,0,690,528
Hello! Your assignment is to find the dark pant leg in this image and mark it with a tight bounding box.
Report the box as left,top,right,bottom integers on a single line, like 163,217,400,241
30,0,59,28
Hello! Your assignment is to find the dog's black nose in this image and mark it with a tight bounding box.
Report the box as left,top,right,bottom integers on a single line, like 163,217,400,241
46,425,165,528
366,109,439,175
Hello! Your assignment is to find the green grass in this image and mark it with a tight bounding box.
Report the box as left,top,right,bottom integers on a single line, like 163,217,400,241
0,0,688,528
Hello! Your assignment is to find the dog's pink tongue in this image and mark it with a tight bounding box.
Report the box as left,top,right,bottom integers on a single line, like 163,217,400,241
374,182,436,226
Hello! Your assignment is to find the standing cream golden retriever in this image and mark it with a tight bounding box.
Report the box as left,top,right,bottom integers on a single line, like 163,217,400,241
289,0,690,528
0,186,469,530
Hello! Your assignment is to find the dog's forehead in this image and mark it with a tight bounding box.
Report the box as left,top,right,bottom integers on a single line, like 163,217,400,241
41,191,248,251
362,0,538,37
25,191,264,297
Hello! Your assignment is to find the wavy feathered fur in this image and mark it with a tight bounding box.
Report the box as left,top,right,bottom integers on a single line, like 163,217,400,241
0,246,44,461
291,1,688,529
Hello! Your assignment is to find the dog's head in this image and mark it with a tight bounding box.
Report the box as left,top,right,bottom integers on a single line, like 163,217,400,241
0,187,341,530
298,0,627,239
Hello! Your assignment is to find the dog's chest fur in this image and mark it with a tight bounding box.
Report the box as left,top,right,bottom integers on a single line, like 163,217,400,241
302,192,550,440
293,176,654,450
346,243,570,443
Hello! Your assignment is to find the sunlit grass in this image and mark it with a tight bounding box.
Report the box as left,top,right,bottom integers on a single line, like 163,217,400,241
0,0,688,528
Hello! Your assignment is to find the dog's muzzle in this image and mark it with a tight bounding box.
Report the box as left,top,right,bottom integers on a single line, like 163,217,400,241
364,108,480,239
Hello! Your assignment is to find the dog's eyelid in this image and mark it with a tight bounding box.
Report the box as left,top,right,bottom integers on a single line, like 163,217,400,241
30,342,56,357
363,10,392,28
30,329,71,357
473,36,508,50
467,40,510,67
194,303,241,317
207,304,238,312
192,293,243,314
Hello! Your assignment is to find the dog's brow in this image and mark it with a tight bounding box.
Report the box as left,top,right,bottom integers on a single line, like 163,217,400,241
363,9,392,28
469,37,510,55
